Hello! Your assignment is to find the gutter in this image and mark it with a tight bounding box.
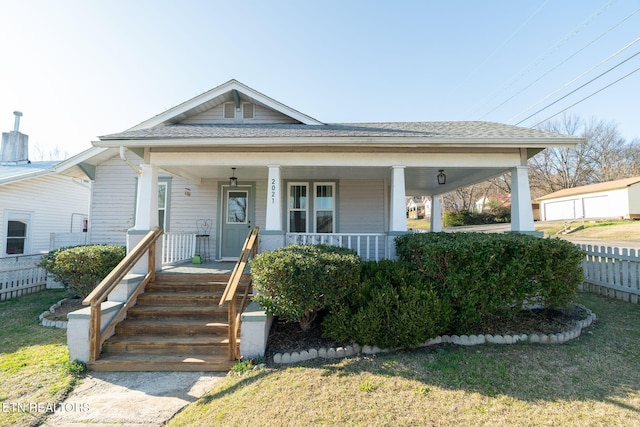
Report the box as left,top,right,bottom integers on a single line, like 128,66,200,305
120,146,142,175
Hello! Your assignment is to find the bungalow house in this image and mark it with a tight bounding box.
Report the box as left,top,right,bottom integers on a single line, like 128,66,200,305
0,112,90,258
56,80,584,370
475,193,511,213
538,176,640,221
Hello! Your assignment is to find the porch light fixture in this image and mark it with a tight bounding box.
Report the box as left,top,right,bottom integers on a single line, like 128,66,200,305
437,169,446,185
229,167,238,187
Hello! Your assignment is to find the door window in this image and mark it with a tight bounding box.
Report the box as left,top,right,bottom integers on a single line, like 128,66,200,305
227,191,248,224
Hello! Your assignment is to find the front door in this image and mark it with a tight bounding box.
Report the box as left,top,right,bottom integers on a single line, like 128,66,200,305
220,185,253,259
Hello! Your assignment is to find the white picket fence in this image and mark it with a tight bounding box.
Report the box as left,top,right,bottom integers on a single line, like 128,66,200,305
0,255,48,301
580,244,640,304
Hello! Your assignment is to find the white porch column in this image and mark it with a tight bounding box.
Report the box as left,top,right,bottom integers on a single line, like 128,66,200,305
265,165,282,231
390,166,407,232
510,165,536,232
261,165,286,252
127,164,160,275
430,195,443,232
133,164,159,231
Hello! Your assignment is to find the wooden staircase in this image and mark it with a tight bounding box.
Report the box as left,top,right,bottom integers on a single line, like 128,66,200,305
88,273,251,372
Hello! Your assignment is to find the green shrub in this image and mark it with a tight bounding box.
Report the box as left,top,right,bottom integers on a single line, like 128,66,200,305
322,260,452,349
39,245,126,298
250,244,361,331
443,209,511,227
395,232,583,332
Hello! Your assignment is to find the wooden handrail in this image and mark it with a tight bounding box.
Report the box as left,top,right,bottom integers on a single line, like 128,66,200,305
83,226,164,362
219,227,259,360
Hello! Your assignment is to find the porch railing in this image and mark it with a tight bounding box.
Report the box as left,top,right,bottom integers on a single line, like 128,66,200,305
220,227,259,360
580,244,640,303
83,227,164,362
286,232,386,261
162,232,197,264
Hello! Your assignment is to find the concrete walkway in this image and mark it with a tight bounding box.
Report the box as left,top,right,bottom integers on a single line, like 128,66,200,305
42,371,225,427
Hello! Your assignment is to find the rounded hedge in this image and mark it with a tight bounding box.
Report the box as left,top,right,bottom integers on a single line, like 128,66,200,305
250,244,361,331
39,245,126,298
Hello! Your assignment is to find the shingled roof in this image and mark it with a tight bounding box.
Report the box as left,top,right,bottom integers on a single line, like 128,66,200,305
99,121,574,142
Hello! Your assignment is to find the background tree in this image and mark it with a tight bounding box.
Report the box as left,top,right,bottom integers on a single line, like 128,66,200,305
529,115,637,198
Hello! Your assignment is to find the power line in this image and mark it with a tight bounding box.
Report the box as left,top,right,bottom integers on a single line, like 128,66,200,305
507,37,640,125
466,0,616,118
480,7,640,120
530,65,640,127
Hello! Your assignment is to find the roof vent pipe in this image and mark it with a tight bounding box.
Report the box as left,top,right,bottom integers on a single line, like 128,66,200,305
119,146,142,175
13,111,22,132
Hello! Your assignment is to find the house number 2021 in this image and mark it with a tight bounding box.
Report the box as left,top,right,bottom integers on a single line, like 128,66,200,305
271,179,277,204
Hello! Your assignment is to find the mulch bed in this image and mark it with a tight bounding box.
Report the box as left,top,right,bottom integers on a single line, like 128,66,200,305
265,304,590,357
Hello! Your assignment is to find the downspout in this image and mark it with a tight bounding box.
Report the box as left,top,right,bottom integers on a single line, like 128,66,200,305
120,146,142,175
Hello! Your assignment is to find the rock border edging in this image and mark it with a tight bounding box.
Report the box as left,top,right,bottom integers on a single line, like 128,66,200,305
39,298,69,329
272,304,596,365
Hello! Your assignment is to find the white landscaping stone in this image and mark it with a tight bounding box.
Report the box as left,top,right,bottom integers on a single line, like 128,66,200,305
529,334,540,343
336,347,346,358
352,343,361,354
441,335,451,343
290,352,301,363
362,345,372,354
520,334,528,342
344,345,354,357
299,350,310,361
540,335,549,344
493,335,506,344
549,335,558,344
273,353,282,364
281,353,291,364
327,348,337,358
504,335,514,344
318,348,328,358
309,348,318,359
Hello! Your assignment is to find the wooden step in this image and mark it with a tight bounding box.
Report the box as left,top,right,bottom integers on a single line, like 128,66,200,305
135,292,219,306
145,281,228,293
115,319,229,336
102,335,230,354
127,305,229,320
88,353,235,372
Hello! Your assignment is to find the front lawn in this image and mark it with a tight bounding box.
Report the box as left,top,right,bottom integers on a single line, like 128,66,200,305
0,289,80,427
169,292,640,426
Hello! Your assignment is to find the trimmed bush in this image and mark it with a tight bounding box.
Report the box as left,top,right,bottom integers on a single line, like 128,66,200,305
250,244,361,331
39,245,126,298
322,260,452,349
395,232,584,332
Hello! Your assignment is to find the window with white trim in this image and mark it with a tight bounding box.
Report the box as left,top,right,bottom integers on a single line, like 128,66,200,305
4,211,32,256
287,182,336,233
314,183,334,233
158,181,168,230
288,183,308,232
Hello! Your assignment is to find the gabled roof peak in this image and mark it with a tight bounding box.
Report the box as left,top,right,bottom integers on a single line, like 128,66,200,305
127,79,324,131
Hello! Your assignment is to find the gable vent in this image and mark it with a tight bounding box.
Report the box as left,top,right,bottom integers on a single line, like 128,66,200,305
223,102,235,119
243,103,254,119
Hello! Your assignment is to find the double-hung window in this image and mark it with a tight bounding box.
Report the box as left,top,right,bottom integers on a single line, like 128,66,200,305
287,182,335,233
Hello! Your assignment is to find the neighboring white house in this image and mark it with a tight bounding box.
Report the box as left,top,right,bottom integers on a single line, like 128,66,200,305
537,176,640,221
474,194,511,212
407,196,431,220
0,112,91,258
56,79,583,263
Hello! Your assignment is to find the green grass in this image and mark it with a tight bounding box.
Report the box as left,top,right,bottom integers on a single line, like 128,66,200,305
0,289,80,427
169,292,640,426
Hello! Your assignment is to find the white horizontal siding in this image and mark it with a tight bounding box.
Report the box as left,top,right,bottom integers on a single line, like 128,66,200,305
165,178,218,259
0,174,90,255
181,103,299,124
89,156,138,245
339,179,385,233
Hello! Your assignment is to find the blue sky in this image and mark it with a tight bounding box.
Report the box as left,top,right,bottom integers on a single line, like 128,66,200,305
1,0,639,157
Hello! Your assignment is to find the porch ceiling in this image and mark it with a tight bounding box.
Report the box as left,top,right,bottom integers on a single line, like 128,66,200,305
159,164,510,197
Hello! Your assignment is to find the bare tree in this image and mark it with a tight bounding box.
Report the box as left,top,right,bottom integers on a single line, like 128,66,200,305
529,115,637,197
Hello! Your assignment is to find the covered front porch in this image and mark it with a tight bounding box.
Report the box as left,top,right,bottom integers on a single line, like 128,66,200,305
134,151,539,264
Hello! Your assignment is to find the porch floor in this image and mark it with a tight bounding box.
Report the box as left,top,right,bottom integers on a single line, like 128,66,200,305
160,260,242,275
